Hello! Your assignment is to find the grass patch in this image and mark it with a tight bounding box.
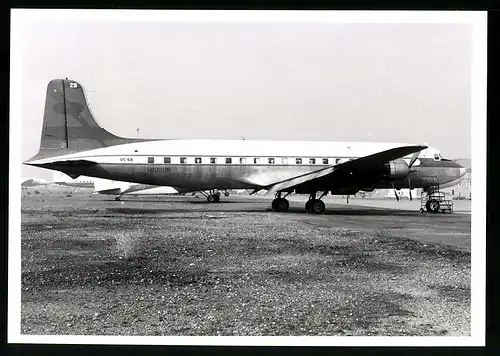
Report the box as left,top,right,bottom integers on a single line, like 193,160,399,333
114,232,140,260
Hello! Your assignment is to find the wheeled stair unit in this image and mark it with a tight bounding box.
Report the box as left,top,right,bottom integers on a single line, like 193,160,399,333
420,184,453,214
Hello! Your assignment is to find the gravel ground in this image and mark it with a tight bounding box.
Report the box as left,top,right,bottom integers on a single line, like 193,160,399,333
20,193,471,336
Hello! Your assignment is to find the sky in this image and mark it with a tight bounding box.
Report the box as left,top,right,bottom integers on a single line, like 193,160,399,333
16,13,473,179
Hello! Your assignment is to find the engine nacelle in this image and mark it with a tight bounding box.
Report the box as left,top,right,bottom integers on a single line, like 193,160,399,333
361,188,375,192
384,159,409,180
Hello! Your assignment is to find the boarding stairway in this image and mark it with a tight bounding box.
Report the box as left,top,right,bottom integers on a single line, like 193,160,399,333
420,183,453,214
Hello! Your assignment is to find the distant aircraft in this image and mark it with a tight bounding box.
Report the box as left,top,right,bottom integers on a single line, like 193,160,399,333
51,171,94,188
21,177,50,188
384,189,412,200
53,171,219,201
25,78,466,214
93,178,180,200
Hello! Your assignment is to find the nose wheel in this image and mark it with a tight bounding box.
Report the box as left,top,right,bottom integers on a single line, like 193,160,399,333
426,199,440,213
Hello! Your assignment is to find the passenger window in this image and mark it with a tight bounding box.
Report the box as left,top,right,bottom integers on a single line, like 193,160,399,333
226,158,232,164
240,158,246,164
322,158,329,164
210,157,216,164
148,157,154,164
309,158,316,164
335,158,341,164
296,158,302,164
195,157,202,164
254,158,260,164
164,157,171,164
282,157,288,164
180,157,187,164
268,158,275,164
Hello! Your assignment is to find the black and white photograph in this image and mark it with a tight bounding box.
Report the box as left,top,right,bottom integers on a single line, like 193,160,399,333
9,10,486,346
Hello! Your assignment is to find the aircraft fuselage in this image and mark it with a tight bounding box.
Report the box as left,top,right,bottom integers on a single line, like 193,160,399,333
28,139,465,194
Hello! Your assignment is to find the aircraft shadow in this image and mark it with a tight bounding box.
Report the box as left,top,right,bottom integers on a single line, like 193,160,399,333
106,206,430,217
101,197,460,217
283,207,424,217
102,199,250,204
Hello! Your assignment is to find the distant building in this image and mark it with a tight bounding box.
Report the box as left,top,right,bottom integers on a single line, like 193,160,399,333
441,172,471,199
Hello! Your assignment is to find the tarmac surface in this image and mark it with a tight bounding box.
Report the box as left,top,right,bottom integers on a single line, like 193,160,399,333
20,189,471,337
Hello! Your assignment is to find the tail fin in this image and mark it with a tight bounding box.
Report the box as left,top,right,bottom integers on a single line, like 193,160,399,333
28,78,145,161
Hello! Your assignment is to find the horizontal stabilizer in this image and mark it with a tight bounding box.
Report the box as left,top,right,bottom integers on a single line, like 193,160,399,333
25,159,97,180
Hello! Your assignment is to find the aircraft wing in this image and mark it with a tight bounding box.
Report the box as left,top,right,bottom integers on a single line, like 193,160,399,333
264,145,427,195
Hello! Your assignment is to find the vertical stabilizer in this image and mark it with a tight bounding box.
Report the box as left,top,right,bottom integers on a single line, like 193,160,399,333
28,79,148,162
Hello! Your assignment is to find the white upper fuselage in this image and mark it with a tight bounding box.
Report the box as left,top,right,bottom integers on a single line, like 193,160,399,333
30,139,440,165
29,139,462,192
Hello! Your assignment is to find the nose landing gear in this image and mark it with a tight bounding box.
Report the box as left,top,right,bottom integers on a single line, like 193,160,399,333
420,185,453,214
426,199,441,213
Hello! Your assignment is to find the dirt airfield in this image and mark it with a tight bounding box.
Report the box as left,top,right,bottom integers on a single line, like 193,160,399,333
20,188,471,336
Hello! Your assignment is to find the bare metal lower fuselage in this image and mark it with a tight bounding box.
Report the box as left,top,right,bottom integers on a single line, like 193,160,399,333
62,161,463,194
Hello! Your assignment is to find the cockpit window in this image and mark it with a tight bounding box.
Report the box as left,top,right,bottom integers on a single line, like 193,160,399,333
434,154,440,161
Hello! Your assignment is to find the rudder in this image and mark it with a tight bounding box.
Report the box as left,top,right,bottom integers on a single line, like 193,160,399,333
31,78,145,160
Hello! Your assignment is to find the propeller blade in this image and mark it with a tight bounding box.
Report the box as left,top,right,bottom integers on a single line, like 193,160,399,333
408,176,412,201
391,181,399,202
408,150,422,169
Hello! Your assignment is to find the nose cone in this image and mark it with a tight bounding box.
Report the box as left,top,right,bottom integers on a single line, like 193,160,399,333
458,166,467,178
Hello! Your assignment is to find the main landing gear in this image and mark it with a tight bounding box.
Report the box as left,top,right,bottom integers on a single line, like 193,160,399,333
114,193,124,201
271,191,328,214
199,190,221,203
305,191,327,215
271,192,290,212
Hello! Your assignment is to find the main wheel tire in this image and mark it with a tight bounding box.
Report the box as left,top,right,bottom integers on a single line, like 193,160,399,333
425,201,431,212
305,200,312,213
429,200,440,213
207,195,215,203
278,198,289,212
311,199,326,215
214,194,221,203
272,198,279,211
272,198,289,212
224,191,230,197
